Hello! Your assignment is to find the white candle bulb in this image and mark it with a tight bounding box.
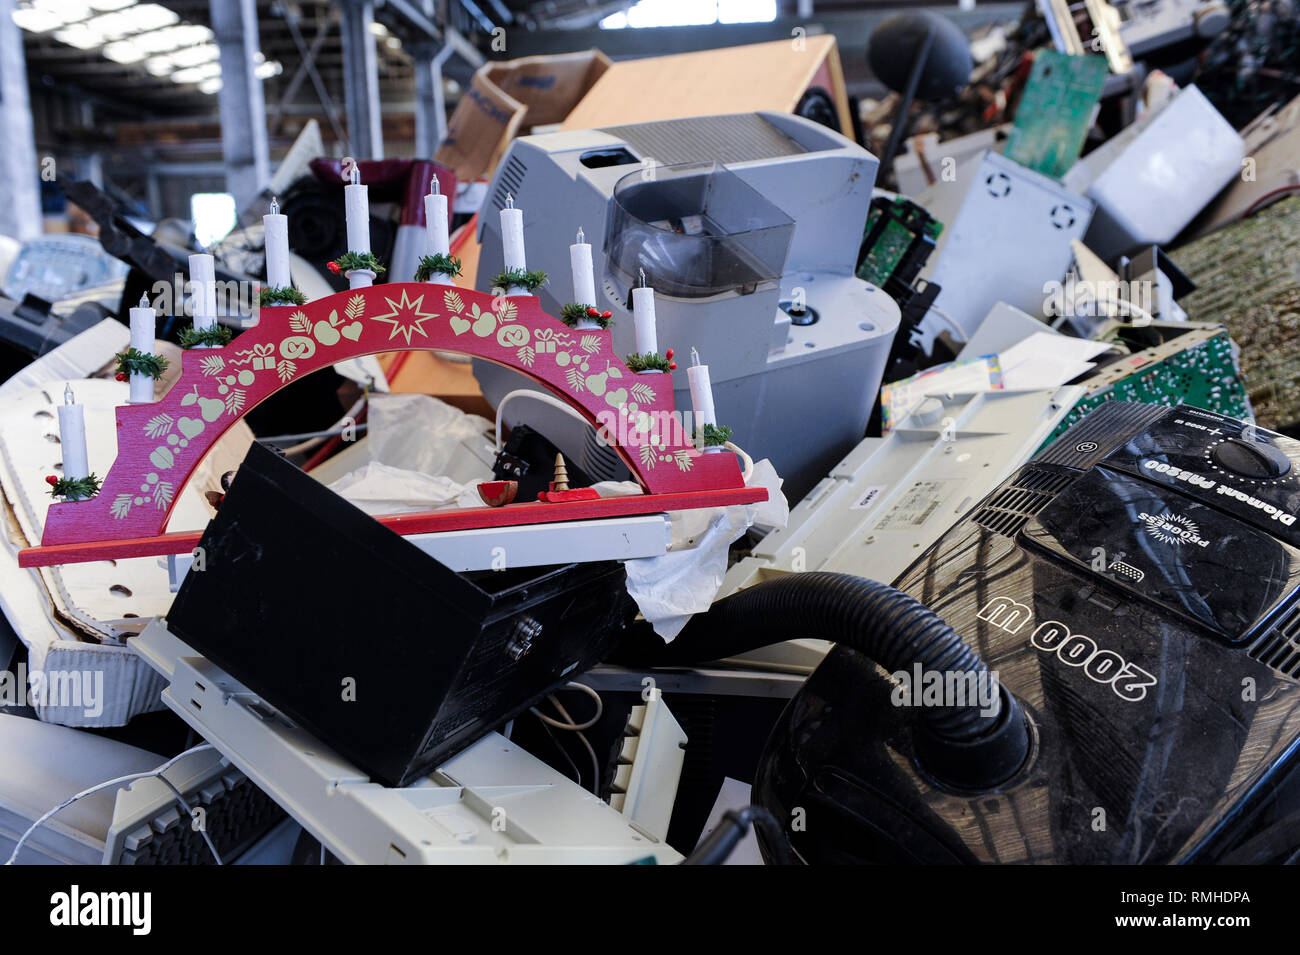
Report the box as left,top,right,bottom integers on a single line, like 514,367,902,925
424,179,450,282
344,166,371,254
263,196,291,290
188,252,217,335
631,267,658,357
128,294,156,403
57,384,89,492
687,346,717,434
570,226,597,306
500,193,526,278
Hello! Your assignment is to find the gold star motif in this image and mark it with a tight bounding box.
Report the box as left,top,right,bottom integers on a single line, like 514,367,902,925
369,289,437,345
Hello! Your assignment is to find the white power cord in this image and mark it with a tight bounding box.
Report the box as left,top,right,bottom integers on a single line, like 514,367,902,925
5,742,216,866
530,681,603,730
495,388,592,452
497,389,759,486
531,682,603,794
724,441,754,484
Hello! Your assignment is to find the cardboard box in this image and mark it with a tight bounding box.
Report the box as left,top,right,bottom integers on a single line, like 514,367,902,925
561,35,853,135
435,49,612,183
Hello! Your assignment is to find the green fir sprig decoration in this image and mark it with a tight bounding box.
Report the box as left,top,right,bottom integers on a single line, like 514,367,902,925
328,251,385,275
259,285,306,306
559,303,614,329
114,348,169,380
415,252,463,282
45,473,102,500
490,268,547,294
696,423,733,447
560,302,594,326
178,325,234,349
624,352,674,372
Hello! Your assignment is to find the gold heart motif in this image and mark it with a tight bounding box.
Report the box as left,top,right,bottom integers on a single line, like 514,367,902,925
341,322,363,341
449,315,471,335
178,417,205,439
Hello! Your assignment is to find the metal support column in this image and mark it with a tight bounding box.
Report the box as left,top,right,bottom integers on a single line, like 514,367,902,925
410,40,453,158
338,0,384,160
211,0,270,212
0,0,42,241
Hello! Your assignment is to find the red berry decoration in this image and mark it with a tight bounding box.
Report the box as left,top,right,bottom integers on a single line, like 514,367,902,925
327,261,341,274
601,310,612,320
668,362,678,370
115,372,127,382
586,307,599,317
665,349,674,360
45,475,58,486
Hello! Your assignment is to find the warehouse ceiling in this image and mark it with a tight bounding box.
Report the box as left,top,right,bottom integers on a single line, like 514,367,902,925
16,0,918,124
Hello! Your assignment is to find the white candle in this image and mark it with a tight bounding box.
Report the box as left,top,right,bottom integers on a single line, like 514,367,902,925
500,193,526,274
264,197,290,289
687,347,717,435
189,252,217,334
58,384,89,496
425,180,450,257
632,268,658,356
424,179,451,285
128,293,155,404
344,164,370,254
570,226,597,307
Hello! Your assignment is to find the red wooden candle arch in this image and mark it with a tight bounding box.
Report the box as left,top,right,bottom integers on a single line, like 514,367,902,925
19,284,762,567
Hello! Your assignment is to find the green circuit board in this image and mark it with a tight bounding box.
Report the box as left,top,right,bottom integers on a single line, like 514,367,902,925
1042,327,1252,448
856,197,943,289
1004,50,1107,179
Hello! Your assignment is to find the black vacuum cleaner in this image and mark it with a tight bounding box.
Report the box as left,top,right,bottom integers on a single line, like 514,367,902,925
654,402,1300,863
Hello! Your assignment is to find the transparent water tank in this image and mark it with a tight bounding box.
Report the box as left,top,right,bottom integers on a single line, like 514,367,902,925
605,162,794,298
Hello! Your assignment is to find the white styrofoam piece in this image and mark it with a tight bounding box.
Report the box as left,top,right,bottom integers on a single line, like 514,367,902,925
719,386,1083,671
1064,85,1244,257
611,687,687,841
130,619,682,864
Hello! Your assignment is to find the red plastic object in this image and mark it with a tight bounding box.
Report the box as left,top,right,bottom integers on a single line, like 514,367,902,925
18,487,766,567
477,480,518,507
23,284,758,565
537,487,601,503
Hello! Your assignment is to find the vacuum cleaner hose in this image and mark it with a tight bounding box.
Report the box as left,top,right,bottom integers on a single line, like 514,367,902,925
650,572,1004,742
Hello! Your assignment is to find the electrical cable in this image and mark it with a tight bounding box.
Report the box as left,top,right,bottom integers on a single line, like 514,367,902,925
273,393,368,456
153,774,223,865
533,715,584,787
723,441,754,484
529,681,603,730
680,805,794,865
4,743,215,865
1243,183,1300,217
924,303,967,342
494,388,592,452
539,691,601,795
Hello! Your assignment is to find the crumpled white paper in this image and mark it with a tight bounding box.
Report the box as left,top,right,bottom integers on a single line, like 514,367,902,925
327,393,494,513
328,461,468,515
623,458,788,640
